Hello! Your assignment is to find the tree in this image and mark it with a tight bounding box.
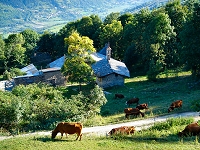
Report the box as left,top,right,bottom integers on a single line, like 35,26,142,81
0,35,5,73
4,33,26,70
20,29,39,63
179,2,200,78
143,11,176,79
99,20,123,60
61,31,96,90
37,31,54,56
118,13,134,27
123,8,152,73
103,12,120,25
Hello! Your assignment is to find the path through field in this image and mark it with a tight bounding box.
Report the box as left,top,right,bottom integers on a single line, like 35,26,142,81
0,111,200,141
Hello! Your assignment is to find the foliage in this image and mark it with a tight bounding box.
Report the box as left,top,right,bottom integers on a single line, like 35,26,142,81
191,98,200,111
62,31,96,88
20,29,40,63
148,117,194,131
2,68,26,80
0,91,20,134
4,33,26,70
0,83,107,133
179,2,200,78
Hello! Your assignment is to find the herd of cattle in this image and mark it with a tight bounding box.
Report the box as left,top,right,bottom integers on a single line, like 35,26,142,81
114,93,183,119
51,94,198,141
51,121,200,141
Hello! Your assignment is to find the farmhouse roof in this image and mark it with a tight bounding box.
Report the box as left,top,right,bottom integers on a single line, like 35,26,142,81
48,56,65,68
20,64,39,76
91,52,130,77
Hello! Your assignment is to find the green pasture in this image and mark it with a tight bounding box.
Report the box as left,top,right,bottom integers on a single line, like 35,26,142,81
86,71,200,126
1,118,200,150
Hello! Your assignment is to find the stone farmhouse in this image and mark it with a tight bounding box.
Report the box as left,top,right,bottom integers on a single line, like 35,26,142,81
12,43,129,89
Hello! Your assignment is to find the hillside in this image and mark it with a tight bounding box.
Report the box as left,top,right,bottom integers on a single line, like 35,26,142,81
0,0,168,35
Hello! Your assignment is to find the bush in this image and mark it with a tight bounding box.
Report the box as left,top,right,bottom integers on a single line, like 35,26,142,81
0,91,20,134
0,83,107,133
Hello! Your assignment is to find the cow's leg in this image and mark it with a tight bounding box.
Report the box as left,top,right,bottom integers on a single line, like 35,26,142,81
65,133,68,138
79,133,82,141
60,132,63,139
75,133,81,141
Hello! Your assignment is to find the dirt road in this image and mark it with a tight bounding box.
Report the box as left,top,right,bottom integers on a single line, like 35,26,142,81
0,111,199,141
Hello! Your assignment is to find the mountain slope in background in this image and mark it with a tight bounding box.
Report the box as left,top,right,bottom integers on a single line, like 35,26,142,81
0,0,167,34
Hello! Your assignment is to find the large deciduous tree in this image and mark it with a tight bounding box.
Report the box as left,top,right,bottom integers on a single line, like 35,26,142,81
143,11,176,80
4,33,26,69
179,2,200,78
99,20,123,60
0,35,5,73
61,31,96,90
20,29,39,63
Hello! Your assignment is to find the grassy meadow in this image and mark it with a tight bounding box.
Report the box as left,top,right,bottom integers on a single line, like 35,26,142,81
84,70,200,126
1,70,200,149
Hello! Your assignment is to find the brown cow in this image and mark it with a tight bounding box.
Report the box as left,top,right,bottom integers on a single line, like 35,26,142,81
124,108,145,119
168,100,183,113
136,103,148,110
178,122,200,137
107,126,136,136
51,122,83,141
114,94,125,99
126,98,139,106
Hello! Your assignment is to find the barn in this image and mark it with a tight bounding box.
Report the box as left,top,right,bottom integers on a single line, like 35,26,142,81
13,63,66,87
91,43,130,88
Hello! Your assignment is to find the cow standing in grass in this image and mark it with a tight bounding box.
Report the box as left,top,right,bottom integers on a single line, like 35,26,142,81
126,98,139,106
51,122,83,141
114,94,125,99
124,108,145,119
136,103,148,110
168,100,183,113
178,122,200,137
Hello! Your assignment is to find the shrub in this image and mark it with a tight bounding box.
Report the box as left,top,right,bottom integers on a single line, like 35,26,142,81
1,83,107,133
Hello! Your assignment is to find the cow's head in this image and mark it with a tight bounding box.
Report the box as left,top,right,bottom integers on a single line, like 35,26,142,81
51,130,58,139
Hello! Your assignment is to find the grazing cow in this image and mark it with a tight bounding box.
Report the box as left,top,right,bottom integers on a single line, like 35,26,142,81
168,100,183,113
126,97,139,106
51,122,83,141
114,93,125,99
124,108,145,119
136,103,148,110
107,126,136,136
178,122,200,137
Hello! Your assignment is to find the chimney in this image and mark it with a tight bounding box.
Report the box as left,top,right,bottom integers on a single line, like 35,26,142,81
106,42,112,60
